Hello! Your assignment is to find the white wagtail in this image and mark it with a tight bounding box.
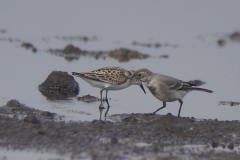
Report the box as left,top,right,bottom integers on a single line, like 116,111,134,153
132,68,213,117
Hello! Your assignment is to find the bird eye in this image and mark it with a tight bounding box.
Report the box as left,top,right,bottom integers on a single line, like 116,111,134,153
138,74,141,76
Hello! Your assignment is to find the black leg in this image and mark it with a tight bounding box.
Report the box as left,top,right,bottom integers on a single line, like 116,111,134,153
104,105,110,118
105,90,110,106
105,90,108,99
152,102,166,114
99,89,104,107
99,107,103,120
177,99,183,117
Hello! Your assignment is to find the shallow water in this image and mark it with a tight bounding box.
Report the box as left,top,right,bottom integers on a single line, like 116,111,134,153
0,149,73,160
0,1,240,124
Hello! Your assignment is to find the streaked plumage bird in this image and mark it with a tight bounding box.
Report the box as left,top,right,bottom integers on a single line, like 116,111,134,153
72,67,146,106
132,68,213,117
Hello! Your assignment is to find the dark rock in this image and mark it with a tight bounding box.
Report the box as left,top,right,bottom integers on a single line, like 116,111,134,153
6,99,22,107
111,137,118,144
227,143,234,150
212,142,219,148
40,111,55,119
38,71,79,100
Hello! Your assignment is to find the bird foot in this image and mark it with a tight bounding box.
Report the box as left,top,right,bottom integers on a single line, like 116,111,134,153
144,112,155,116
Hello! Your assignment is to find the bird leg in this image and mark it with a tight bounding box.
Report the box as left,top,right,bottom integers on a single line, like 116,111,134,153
104,105,110,118
177,99,183,117
105,90,110,106
99,89,104,108
99,107,104,120
152,102,166,114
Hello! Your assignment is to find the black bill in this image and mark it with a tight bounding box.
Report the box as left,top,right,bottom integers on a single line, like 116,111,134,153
139,83,146,94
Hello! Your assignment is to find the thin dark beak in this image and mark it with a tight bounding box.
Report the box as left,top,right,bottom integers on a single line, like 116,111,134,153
139,83,146,94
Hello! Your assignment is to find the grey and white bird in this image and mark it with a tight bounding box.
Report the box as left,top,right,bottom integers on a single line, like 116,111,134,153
132,68,213,117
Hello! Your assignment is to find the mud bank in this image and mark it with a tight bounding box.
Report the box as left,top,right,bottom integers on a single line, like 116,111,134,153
0,100,240,160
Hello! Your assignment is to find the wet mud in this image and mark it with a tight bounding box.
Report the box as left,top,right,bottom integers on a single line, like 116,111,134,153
47,45,151,62
77,94,100,103
21,43,37,53
54,35,98,42
218,101,240,107
108,48,150,62
1,30,240,159
132,41,179,48
217,31,240,47
1,100,240,160
46,44,107,61
1,34,163,62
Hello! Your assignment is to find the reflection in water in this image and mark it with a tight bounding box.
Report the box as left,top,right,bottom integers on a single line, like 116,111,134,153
38,88,79,100
99,104,110,121
76,94,110,120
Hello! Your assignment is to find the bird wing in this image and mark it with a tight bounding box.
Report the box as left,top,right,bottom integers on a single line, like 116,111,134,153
154,74,185,91
82,67,128,84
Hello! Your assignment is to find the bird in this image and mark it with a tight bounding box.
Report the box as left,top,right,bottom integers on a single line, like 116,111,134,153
72,67,146,106
131,68,213,117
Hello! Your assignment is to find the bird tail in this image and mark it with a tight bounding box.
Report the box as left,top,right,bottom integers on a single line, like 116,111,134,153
191,87,213,93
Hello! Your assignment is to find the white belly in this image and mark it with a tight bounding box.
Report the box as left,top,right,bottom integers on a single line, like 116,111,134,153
82,77,131,91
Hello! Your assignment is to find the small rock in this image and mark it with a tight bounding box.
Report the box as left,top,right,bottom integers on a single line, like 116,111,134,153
227,143,234,150
6,99,22,107
212,142,219,148
41,111,55,119
77,94,99,103
111,137,118,144
217,39,226,47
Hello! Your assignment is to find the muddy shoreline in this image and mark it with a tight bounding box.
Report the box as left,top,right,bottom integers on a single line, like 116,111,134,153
0,100,240,160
